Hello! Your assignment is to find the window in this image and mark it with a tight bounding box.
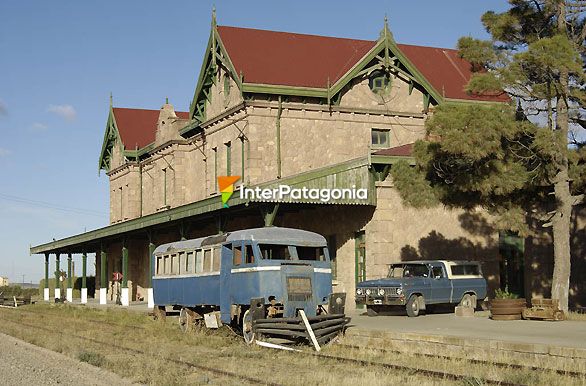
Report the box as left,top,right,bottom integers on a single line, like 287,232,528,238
156,256,165,275
403,264,429,278
186,252,195,273
259,244,291,260
225,141,231,176
223,73,231,105
171,254,179,274
164,255,171,275
203,249,212,272
233,245,242,266
432,266,444,279
195,249,204,273
212,247,220,271
297,246,325,261
368,70,391,93
451,264,480,276
245,244,255,264
371,129,390,148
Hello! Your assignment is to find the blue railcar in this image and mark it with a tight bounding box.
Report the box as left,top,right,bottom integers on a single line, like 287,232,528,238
152,227,341,341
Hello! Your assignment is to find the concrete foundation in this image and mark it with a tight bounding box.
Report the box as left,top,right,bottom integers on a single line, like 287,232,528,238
43,288,49,302
121,288,129,306
66,288,73,303
147,288,154,309
54,288,61,300
99,288,107,305
81,288,87,304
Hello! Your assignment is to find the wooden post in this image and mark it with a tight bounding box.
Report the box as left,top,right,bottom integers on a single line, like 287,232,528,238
66,253,73,302
81,252,87,304
121,244,129,306
100,249,107,305
54,253,61,300
299,310,321,352
44,253,49,301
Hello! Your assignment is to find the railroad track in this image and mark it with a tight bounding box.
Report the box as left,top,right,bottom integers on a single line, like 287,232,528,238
335,343,586,379
2,307,582,385
0,314,279,386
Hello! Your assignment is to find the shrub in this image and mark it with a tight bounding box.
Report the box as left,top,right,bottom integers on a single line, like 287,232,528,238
494,285,519,299
77,350,106,367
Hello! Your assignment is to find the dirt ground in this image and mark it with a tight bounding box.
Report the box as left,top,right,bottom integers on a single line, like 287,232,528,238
0,332,134,386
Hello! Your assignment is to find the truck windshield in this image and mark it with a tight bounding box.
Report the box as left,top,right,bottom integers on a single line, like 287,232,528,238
388,264,429,278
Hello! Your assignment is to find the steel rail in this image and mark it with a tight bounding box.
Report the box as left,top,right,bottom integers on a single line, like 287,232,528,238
0,314,280,386
335,343,586,379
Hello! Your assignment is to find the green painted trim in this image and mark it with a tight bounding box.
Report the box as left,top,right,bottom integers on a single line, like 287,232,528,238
240,137,245,181
148,242,155,288
44,253,49,289
276,96,282,178
242,83,327,98
225,141,231,176
100,250,107,290
370,154,416,166
443,97,509,105
82,253,87,289
31,156,375,255
122,246,128,288
98,107,124,172
67,253,72,289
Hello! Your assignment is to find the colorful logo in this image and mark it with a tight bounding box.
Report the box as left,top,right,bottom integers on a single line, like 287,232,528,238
218,176,240,208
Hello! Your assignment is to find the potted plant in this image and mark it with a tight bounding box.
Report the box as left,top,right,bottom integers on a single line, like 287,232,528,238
490,286,526,320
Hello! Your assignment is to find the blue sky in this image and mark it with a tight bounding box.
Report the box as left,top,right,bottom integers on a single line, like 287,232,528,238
0,0,510,283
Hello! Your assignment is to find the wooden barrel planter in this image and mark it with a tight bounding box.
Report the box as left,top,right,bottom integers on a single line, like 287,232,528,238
490,298,527,320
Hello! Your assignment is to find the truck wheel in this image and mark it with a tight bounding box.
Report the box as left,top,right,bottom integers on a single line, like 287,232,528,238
366,305,380,316
406,295,421,317
459,294,474,308
242,309,255,344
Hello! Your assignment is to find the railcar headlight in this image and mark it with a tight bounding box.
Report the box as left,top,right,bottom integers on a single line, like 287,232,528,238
356,288,363,296
365,289,372,296
378,288,385,296
396,287,403,295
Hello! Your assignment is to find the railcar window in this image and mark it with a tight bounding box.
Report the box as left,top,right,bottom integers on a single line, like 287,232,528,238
179,252,186,274
451,264,480,276
245,245,255,264
164,255,171,275
233,245,242,266
297,246,325,261
186,252,194,273
203,249,212,272
212,247,220,271
172,253,180,274
195,249,204,273
156,256,164,275
259,244,291,260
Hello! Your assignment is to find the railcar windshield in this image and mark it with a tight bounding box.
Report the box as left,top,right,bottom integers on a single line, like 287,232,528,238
258,244,327,261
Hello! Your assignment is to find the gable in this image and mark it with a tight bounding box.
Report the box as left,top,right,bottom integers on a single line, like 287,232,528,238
98,107,189,171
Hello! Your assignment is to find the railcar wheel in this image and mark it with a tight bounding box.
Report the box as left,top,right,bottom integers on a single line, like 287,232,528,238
179,308,192,333
406,295,421,317
242,309,255,344
459,294,474,309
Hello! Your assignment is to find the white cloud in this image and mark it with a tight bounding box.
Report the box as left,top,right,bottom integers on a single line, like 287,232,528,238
30,122,48,131
0,148,11,157
47,104,76,121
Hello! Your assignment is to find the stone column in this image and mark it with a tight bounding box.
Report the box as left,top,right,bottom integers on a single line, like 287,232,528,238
81,253,87,304
121,245,129,306
44,253,49,301
147,242,155,309
54,253,61,300
100,250,107,305
66,253,73,302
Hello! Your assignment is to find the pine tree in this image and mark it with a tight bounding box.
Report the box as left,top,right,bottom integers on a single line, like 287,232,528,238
392,0,586,311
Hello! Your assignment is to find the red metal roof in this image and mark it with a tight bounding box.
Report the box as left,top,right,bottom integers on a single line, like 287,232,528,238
217,26,508,102
373,143,414,157
218,26,376,88
112,108,189,150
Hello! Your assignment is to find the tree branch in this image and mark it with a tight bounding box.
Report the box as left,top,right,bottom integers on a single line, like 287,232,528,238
573,194,585,206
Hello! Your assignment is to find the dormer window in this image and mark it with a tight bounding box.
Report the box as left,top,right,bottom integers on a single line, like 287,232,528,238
369,70,391,93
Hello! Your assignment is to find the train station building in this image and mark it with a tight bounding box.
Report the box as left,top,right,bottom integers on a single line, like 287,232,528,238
30,15,586,309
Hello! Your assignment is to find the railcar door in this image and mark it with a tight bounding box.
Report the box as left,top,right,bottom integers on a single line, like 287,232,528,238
219,243,233,324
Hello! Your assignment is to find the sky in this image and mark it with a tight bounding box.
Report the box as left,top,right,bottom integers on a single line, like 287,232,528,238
0,0,511,284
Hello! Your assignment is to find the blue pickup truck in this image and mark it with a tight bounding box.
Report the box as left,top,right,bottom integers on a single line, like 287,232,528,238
355,260,487,317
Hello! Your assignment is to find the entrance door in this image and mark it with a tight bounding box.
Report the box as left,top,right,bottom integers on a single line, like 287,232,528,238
499,232,525,297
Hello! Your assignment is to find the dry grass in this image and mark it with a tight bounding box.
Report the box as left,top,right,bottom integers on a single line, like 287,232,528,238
0,304,584,386
567,311,586,321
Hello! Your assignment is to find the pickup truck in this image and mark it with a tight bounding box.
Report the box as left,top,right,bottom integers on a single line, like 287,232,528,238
355,260,487,317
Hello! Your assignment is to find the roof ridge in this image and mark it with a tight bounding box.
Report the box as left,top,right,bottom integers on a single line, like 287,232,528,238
217,25,375,44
